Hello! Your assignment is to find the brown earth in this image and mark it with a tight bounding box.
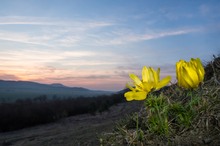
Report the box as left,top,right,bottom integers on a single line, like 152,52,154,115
0,101,142,146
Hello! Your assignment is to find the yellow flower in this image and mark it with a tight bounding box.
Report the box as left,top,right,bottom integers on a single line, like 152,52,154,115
176,58,205,89
124,66,171,101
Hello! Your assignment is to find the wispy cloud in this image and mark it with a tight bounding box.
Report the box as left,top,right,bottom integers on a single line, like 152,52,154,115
0,16,202,48
0,16,54,25
1,14,211,51
0,16,114,26
93,28,200,46
0,31,62,47
0,16,115,47
0,49,111,66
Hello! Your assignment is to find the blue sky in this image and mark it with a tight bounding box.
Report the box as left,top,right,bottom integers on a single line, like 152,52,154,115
0,0,219,91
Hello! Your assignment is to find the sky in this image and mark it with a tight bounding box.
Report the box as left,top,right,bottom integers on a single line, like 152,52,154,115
0,0,219,91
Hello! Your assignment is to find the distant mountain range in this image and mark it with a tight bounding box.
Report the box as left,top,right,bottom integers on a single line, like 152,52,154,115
0,80,114,102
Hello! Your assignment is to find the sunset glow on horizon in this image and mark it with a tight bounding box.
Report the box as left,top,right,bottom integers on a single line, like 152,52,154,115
0,0,219,91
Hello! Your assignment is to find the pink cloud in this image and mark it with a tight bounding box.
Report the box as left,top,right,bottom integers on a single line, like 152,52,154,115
0,72,20,80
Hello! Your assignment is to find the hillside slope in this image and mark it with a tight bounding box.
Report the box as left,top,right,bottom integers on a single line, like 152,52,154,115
0,101,143,146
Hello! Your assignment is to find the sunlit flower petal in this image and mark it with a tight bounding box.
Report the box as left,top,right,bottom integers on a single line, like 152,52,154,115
155,76,171,90
150,67,159,84
157,68,160,80
129,74,142,86
124,91,135,101
124,66,171,101
142,82,154,92
195,58,205,81
148,67,155,82
176,58,205,89
142,66,150,82
182,66,199,88
124,91,147,101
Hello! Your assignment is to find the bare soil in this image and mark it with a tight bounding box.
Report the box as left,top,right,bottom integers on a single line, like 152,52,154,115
0,101,142,146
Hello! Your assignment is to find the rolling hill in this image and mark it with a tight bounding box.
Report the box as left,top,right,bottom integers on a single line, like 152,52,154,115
0,80,114,102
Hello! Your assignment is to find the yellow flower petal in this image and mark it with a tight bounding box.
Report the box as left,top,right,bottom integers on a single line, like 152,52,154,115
135,83,144,91
155,76,171,90
148,67,155,82
134,91,147,100
142,82,154,92
124,91,147,101
124,91,135,101
129,74,142,86
178,70,191,88
126,83,135,91
150,67,159,84
176,58,205,89
142,66,150,82
176,60,191,88
157,68,160,80
176,60,184,81
182,66,199,88
195,58,205,81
